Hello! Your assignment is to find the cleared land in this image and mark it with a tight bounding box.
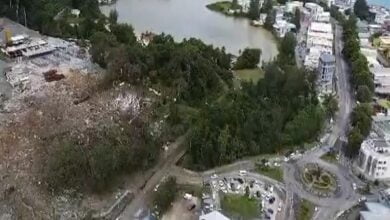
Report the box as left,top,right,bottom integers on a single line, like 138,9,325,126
221,194,259,219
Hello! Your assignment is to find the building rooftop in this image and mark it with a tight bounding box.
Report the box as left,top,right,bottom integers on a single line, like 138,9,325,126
360,202,390,220
200,211,230,220
309,22,332,33
319,53,335,63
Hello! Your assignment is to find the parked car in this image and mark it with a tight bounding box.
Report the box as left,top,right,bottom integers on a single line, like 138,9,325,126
269,197,275,204
267,209,274,214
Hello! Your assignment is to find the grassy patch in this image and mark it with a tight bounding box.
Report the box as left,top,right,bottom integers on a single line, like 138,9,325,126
255,165,284,182
378,99,390,109
221,194,259,219
320,152,337,163
297,199,315,220
234,68,264,84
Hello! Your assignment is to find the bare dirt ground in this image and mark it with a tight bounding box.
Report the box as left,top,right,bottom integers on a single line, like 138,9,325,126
0,18,153,219
162,197,200,220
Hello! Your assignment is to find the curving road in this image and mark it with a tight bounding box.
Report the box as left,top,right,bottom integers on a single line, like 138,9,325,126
281,21,357,220
118,21,357,220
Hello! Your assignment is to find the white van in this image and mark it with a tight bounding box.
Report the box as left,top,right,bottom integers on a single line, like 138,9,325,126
239,170,247,176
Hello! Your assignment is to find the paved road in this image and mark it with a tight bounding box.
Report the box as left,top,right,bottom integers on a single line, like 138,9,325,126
119,21,357,220
119,134,187,219
281,21,357,220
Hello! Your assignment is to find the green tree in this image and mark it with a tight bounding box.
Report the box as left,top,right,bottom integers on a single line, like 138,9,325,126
110,23,137,45
248,0,260,20
89,32,117,67
108,9,118,24
354,0,370,21
277,32,297,66
234,48,262,69
347,127,364,157
153,177,178,216
323,94,338,118
293,9,301,31
357,85,372,103
232,0,239,8
44,141,89,191
264,9,276,30
277,0,287,4
261,0,273,13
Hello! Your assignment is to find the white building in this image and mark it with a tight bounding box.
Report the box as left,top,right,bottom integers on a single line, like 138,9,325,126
286,1,303,13
370,6,390,25
200,211,230,220
318,53,335,93
314,11,331,23
371,67,390,96
357,116,390,181
273,20,296,38
305,2,324,19
360,202,390,220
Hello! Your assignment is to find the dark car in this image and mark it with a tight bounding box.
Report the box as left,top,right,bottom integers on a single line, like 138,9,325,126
268,208,274,214
269,197,275,204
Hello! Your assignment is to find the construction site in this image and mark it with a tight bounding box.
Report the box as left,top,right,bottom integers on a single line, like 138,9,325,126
0,17,155,219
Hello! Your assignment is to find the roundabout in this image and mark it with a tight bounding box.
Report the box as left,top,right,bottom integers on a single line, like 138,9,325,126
301,163,338,197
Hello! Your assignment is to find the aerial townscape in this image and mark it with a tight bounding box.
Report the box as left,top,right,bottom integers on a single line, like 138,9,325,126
2,0,390,220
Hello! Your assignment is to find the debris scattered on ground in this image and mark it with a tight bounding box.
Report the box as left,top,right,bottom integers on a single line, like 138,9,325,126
42,69,65,82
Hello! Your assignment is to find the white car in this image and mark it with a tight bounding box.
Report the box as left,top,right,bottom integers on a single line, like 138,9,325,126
239,170,247,176
352,183,357,190
211,174,218,179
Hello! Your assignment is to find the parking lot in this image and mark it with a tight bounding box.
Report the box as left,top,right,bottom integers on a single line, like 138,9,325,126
202,170,285,220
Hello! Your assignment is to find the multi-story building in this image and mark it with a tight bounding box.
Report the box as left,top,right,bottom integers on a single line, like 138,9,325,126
318,53,335,84
357,116,390,181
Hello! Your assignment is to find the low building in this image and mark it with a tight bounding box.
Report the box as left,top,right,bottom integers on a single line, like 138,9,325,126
199,211,230,220
273,20,296,38
379,36,390,49
369,24,383,35
371,67,390,96
314,12,331,23
360,202,390,220
305,2,324,19
286,1,303,13
357,116,390,181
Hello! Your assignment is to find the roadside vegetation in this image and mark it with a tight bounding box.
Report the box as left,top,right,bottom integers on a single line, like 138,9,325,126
296,199,315,220
335,13,374,157
152,177,178,217
221,194,259,219
255,165,284,182
320,151,338,163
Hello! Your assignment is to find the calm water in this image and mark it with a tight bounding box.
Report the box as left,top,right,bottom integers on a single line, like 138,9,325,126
100,0,278,61
369,0,390,8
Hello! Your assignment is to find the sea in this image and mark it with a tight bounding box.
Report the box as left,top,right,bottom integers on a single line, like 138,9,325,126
369,0,390,8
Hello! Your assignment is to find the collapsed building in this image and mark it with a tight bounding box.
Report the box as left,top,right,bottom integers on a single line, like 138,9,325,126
1,32,55,58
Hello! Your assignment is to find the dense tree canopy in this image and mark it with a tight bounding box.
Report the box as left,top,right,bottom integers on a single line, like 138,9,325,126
234,48,261,69
354,0,371,21
0,0,103,38
248,0,261,20
189,62,323,169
